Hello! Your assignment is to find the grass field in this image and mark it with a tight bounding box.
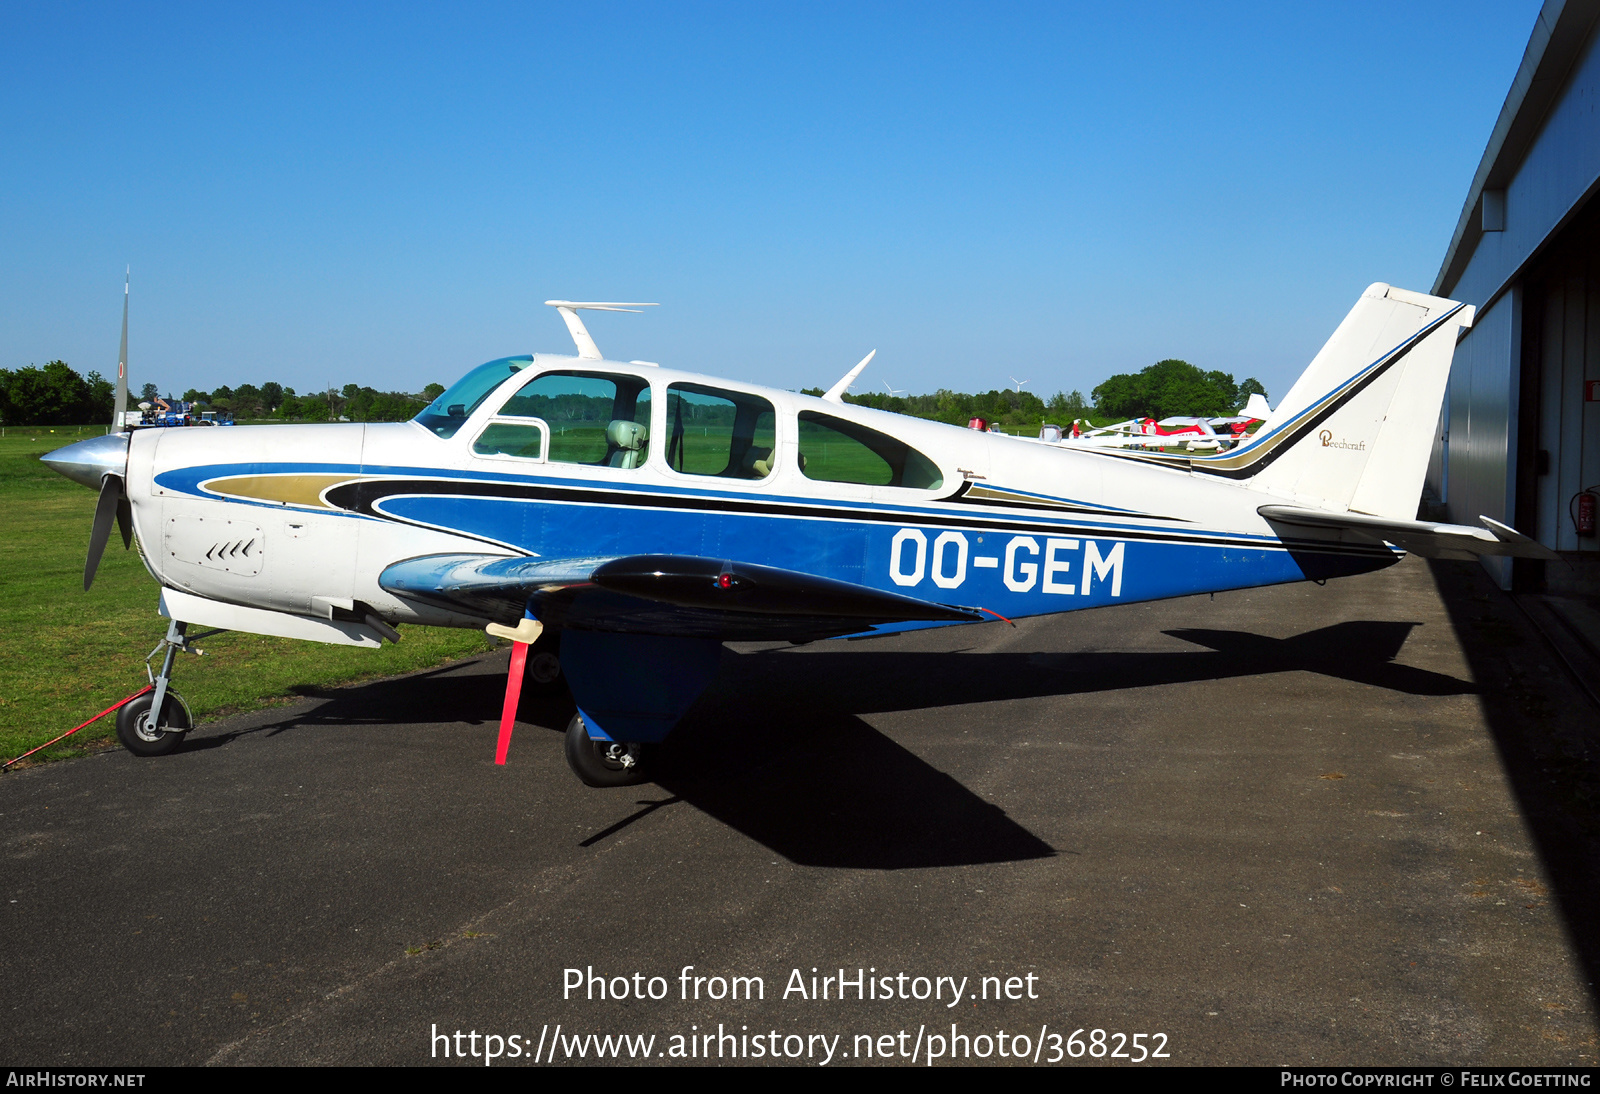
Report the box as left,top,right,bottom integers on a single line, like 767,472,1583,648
0,428,491,766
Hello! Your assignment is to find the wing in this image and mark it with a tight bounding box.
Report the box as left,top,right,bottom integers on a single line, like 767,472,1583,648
379,553,985,641
1258,505,1558,561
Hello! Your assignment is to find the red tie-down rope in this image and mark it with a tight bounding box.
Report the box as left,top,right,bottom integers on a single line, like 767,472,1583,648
496,642,529,765
1,685,154,771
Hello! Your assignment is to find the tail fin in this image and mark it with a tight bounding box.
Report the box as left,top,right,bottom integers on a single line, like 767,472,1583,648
1195,283,1473,520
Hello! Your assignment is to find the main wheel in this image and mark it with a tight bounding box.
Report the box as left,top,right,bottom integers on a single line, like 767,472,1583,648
521,631,566,697
115,691,192,757
564,712,647,787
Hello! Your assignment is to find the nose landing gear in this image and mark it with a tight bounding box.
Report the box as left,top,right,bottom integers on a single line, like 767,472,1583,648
116,618,218,757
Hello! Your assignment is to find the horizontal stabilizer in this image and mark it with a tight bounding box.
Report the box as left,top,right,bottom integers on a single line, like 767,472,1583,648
1258,505,1557,561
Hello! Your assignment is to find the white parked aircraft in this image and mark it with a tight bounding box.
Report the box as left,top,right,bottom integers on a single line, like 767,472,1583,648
43,285,1552,786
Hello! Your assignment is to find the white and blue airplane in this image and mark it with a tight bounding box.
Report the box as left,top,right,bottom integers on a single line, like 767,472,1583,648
42,286,1552,786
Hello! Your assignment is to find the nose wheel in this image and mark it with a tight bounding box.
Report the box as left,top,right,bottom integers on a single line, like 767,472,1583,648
116,691,191,757
564,712,648,787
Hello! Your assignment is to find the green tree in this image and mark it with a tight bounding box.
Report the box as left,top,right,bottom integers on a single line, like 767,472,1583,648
1093,359,1241,419
232,384,264,417
0,361,111,425
84,371,113,422
1047,390,1089,418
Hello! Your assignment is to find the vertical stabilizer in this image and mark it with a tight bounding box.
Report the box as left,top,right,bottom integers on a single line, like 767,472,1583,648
1239,284,1473,520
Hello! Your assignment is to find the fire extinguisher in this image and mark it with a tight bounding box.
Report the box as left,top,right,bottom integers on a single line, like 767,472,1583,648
1575,487,1598,537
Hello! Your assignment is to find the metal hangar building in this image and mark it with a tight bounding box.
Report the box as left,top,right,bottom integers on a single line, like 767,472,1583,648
1429,0,1600,594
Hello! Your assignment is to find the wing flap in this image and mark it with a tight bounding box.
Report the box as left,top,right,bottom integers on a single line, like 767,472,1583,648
589,555,981,621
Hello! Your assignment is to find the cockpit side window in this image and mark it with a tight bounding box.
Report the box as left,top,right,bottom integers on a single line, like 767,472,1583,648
797,411,943,489
499,371,651,468
414,356,533,438
665,384,776,479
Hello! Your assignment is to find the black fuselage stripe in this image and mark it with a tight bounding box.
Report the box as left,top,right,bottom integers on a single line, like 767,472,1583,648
323,478,1396,559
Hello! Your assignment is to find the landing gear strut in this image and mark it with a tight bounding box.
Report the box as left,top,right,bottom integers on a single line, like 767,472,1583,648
117,618,217,757
521,630,565,696
564,712,648,787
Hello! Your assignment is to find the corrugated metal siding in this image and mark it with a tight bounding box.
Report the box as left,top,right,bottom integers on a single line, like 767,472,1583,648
1442,292,1521,587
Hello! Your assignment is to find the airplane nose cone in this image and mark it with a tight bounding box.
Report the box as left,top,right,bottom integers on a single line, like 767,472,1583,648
40,432,131,489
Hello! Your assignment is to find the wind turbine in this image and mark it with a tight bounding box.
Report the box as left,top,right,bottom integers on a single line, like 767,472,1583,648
883,380,906,397
1009,376,1030,393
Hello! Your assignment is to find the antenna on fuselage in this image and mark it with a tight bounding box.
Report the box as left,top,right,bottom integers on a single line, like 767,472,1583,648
822,349,876,404
544,300,658,360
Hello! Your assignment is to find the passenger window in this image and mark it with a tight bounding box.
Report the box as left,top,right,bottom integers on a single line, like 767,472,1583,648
797,411,943,489
665,384,776,479
472,420,546,460
499,372,651,468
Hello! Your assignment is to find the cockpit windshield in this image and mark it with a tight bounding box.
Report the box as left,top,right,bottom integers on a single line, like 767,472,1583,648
414,356,533,438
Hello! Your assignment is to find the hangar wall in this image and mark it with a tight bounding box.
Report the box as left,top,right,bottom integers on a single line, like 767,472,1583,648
1440,292,1521,588
1429,0,1600,593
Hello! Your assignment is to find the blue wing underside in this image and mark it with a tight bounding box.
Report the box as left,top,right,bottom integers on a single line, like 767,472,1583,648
379,553,985,642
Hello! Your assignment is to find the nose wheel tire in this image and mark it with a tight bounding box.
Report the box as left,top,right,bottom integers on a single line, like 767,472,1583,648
564,712,647,787
115,692,192,757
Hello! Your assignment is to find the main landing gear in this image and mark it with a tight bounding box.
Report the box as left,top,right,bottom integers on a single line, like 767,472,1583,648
521,630,565,697
117,618,215,757
564,711,647,788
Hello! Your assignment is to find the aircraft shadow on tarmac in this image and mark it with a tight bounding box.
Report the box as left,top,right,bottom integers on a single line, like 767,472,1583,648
731,619,1471,716
644,706,1058,870
180,619,1467,871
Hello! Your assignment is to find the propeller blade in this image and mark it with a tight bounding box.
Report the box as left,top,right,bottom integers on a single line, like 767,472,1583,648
84,474,122,591
112,271,130,434
116,496,133,549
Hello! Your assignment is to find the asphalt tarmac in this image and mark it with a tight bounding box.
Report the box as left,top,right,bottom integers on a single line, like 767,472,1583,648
3,556,1597,1067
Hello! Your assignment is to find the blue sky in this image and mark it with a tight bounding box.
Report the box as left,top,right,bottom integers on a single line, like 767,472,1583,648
0,1,1541,405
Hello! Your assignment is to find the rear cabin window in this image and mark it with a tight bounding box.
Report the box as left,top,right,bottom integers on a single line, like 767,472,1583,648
495,372,652,468
665,384,776,479
797,411,943,489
